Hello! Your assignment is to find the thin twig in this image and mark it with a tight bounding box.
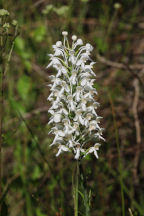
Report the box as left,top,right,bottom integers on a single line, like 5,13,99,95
96,53,144,70
96,53,144,86
6,105,49,127
0,174,19,204
128,208,134,216
108,93,125,216
132,78,141,184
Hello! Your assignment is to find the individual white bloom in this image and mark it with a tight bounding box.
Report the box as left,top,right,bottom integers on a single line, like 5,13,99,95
56,145,69,157
72,35,77,41
69,50,76,64
47,31,104,159
76,53,90,67
61,81,70,93
82,62,96,76
85,43,93,52
47,56,62,69
48,113,62,124
73,86,83,102
50,136,63,146
50,100,60,109
74,145,85,160
76,39,83,46
52,130,65,145
74,109,85,125
56,41,62,47
80,77,90,87
69,70,77,85
79,98,87,111
68,139,74,148
62,31,68,36
62,118,74,135
56,66,67,77
59,108,68,116
95,128,105,141
89,120,100,132
84,113,93,127
72,122,80,136
87,104,99,116
67,95,76,111
86,143,101,158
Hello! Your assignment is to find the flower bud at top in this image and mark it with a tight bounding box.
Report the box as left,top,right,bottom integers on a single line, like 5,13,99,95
0,9,9,16
72,35,77,41
114,2,121,9
62,31,68,36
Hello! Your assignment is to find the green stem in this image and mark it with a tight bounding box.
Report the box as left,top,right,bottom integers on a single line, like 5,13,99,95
0,30,4,213
108,93,125,216
128,208,134,216
0,21,18,211
79,163,90,216
74,160,79,216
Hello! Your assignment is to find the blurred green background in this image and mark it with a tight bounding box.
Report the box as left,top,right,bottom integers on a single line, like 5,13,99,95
0,0,144,215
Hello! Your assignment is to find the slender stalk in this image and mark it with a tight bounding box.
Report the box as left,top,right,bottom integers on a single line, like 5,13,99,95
128,208,134,216
0,30,4,214
74,160,79,216
0,20,18,210
0,74,3,212
79,163,90,216
108,93,125,216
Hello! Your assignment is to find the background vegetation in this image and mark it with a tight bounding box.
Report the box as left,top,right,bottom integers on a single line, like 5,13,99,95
0,0,144,215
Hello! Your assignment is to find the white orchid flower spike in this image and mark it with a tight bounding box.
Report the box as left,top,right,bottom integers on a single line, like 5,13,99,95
47,31,104,160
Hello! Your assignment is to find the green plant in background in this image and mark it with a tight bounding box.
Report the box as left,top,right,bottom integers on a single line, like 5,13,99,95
0,8,18,214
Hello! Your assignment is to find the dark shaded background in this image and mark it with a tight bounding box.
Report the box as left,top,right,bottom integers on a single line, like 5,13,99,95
1,0,144,215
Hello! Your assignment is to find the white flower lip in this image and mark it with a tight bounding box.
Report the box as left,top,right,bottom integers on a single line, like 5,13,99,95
47,31,104,159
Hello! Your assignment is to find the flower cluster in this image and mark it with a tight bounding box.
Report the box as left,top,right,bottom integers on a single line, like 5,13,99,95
47,31,104,160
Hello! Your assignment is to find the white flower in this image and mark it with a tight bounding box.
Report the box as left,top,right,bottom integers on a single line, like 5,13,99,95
72,35,77,41
56,145,69,157
73,86,83,102
48,113,62,124
86,143,101,159
52,130,65,145
69,70,77,85
89,120,100,132
67,95,76,111
85,43,93,52
47,32,104,159
47,56,62,69
84,113,93,127
76,39,83,46
56,41,62,47
73,109,85,125
62,31,68,36
69,50,76,64
62,118,74,135
74,145,85,160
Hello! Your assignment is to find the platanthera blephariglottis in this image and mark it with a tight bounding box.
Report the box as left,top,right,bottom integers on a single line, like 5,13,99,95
47,31,104,160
